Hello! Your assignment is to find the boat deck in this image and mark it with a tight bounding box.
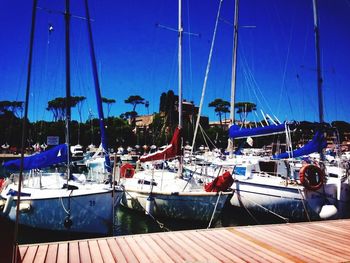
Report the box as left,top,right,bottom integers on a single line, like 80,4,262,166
17,219,350,262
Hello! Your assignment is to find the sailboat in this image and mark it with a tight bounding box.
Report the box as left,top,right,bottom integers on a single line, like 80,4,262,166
228,0,350,221
0,0,123,235
186,0,348,222
120,0,233,225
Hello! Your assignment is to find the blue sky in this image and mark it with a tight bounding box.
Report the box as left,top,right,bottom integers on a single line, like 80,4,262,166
1,0,350,123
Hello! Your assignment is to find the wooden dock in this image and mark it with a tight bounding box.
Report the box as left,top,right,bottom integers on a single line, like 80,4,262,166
17,219,350,262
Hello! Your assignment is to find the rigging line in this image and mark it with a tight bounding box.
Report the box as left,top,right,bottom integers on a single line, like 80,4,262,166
241,49,276,117
276,15,295,118
191,0,223,154
239,50,265,113
199,123,216,149
199,123,210,149
41,19,53,121
201,124,217,149
167,48,178,93
186,0,194,101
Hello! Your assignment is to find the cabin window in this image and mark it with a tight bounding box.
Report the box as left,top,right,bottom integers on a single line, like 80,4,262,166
258,161,277,176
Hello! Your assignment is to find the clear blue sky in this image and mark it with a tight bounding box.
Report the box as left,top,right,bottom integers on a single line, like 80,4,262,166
1,0,350,123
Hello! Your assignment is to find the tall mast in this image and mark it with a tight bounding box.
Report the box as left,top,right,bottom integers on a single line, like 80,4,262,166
65,0,71,180
312,0,324,123
230,0,239,124
178,0,183,128
13,0,38,261
84,0,111,173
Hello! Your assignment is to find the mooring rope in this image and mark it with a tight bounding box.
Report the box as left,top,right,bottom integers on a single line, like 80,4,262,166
297,187,311,222
236,191,289,222
207,191,222,228
123,188,171,231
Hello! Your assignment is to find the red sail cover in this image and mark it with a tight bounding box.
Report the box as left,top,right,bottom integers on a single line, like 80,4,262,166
140,127,182,162
204,171,234,192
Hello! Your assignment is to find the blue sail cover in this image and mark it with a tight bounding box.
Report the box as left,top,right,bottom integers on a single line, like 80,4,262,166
3,144,68,171
229,123,286,139
273,131,327,159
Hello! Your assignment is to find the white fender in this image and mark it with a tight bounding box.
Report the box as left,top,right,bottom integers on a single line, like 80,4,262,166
145,196,154,216
2,195,14,216
319,204,338,219
19,202,31,213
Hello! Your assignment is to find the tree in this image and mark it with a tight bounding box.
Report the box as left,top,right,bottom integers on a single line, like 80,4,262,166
159,92,167,112
124,95,145,112
234,102,257,123
124,95,145,126
102,97,116,118
46,96,85,121
208,98,230,128
0,100,24,117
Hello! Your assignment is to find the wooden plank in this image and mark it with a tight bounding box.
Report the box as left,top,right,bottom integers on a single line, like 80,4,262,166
156,232,197,262
106,238,127,263
115,236,139,262
35,244,48,263
171,231,222,263
45,244,58,263
22,245,38,263
182,230,243,262
19,246,28,262
97,239,116,263
124,236,151,263
269,224,350,257
197,230,252,262
18,219,350,263
165,231,211,262
140,235,175,263
132,235,163,263
224,228,299,263
78,241,92,263
257,225,349,261
208,228,283,263
241,226,345,262
241,226,321,262
68,242,80,263
293,223,350,244
87,240,103,263
57,243,68,263
151,233,186,262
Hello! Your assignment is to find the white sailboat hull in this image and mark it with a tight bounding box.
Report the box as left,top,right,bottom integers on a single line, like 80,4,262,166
230,179,338,221
1,178,123,234
120,169,232,223
122,189,231,223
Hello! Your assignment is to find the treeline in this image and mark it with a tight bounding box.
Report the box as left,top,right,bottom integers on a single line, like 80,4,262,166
0,112,229,152
1,94,350,152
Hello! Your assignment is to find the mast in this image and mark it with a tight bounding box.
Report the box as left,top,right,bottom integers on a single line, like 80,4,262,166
13,0,38,261
230,0,239,124
65,0,71,182
178,0,183,129
84,0,111,173
177,0,183,176
312,0,324,123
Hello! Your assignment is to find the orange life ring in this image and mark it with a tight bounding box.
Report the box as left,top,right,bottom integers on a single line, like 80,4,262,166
120,163,135,178
299,164,324,191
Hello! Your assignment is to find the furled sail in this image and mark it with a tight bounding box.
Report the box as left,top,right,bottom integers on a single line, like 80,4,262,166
229,123,286,139
140,127,182,162
273,131,327,159
3,144,68,170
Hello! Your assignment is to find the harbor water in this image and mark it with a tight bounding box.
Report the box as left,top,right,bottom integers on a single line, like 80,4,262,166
1,200,286,245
